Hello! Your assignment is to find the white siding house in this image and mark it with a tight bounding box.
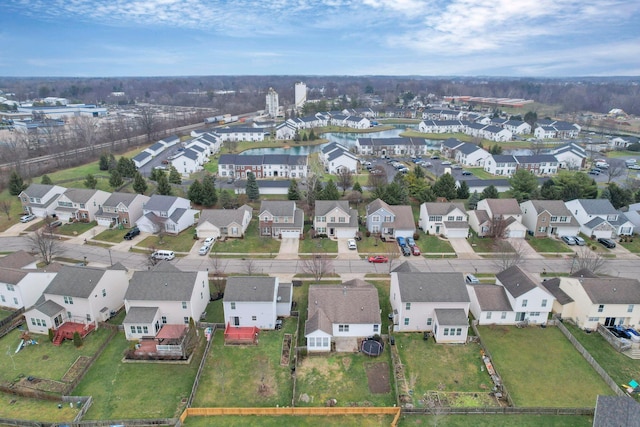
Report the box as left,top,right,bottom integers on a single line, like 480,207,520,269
223,277,292,330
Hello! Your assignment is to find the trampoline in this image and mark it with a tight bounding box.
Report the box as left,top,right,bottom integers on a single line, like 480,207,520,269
361,339,384,356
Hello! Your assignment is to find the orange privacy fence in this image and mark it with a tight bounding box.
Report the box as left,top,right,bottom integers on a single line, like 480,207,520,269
181,407,402,426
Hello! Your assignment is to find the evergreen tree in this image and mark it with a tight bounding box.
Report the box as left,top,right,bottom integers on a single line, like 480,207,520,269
635,188,640,203
84,173,97,189
468,190,480,210
383,181,409,205
287,179,300,200
73,331,83,348
108,153,117,171
117,157,136,178
432,173,457,201
415,185,436,204
132,171,148,194
321,178,340,200
246,172,260,201
168,166,182,184
99,153,110,171
309,129,316,140
480,185,499,200
457,180,470,199
149,168,161,181
8,170,25,195
219,189,234,209
109,169,124,189
413,165,425,179
201,176,218,207
156,172,173,195
352,181,363,194
41,175,53,185
540,178,559,200
602,183,633,209
187,179,204,205
509,169,539,202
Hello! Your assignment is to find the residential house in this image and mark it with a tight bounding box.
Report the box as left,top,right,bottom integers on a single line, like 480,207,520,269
390,272,470,343
565,199,634,238
54,188,110,222
483,154,518,176
467,284,516,325
215,127,266,142
534,121,580,139
440,138,465,158
520,200,580,238
133,151,152,169
305,279,381,353
123,263,209,340
24,264,128,336
514,155,559,175
419,202,469,238
19,184,66,217
625,202,640,231
542,271,640,330
275,121,297,140
366,198,416,239
171,148,202,176
609,136,639,149
550,143,587,170
321,142,359,174
355,137,430,157
145,141,168,157
95,192,149,228
258,200,304,238
0,250,38,270
196,204,253,240
0,263,60,310
314,200,358,238
223,276,292,329
469,198,526,238
493,266,555,324
418,120,466,134
136,195,199,235
218,154,308,179
454,143,490,167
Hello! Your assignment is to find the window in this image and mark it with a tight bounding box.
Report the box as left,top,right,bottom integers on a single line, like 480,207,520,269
184,317,189,324
102,289,106,297
13,297,18,305
405,303,411,310
628,305,634,313
598,304,604,313
456,328,462,336
443,328,449,336
372,215,380,222
252,316,257,321
143,326,148,334
162,316,167,324
130,326,136,334
538,227,547,233
182,301,187,309
338,324,349,332
323,337,329,347
403,317,410,326
64,296,74,305
373,325,379,333
530,312,540,316
7,284,14,291
0,295,3,302
136,326,142,334
456,216,463,221
522,299,528,307
309,337,315,347
486,312,492,319
541,299,547,307
231,302,236,310
501,312,507,319
588,317,600,322
330,217,335,223
86,314,91,321
384,216,392,222
426,318,432,326
550,216,558,222
339,217,345,223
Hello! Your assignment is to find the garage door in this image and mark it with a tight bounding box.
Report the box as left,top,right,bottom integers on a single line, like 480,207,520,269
446,229,469,239
281,230,300,238
507,230,526,239
336,228,356,239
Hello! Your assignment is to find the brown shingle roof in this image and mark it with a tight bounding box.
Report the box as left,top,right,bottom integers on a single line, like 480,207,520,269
0,251,36,269
485,198,521,216
578,277,640,304
496,265,537,298
472,284,513,311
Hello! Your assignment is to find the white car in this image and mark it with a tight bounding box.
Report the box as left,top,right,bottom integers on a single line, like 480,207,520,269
203,237,215,246
20,214,36,223
198,245,210,256
347,239,357,250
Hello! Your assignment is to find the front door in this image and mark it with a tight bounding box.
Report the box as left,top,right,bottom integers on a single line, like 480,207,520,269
604,317,617,327
435,225,440,234
232,316,240,326
329,228,334,236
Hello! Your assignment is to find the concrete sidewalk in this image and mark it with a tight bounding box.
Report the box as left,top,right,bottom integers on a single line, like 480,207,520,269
276,238,298,260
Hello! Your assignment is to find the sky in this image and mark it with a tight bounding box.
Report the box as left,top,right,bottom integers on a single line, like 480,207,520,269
1,0,640,77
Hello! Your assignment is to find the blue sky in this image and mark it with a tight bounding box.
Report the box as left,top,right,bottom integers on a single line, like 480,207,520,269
2,0,640,77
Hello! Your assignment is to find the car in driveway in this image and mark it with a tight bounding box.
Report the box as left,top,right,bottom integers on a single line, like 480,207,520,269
406,236,416,247
198,244,211,256
347,239,357,250
461,170,473,176
628,164,640,170
20,214,36,223
572,236,586,246
561,235,576,245
123,226,140,240
401,245,412,256
597,237,616,249
441,161,452,166
396,236,407,247
368,255,388,263
411,246,421,256
203,237,215,246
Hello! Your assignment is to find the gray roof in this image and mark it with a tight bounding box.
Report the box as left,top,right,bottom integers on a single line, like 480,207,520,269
515,154,558,164
182,149,200,161
126,270,200,301
0,250,36,269
198,205,252,228
149,142,165,151
169,207,188,223
63,188,99,204
574,199,618,215
577,277,640,304
277,282,292,303
35,299,65,317
441,138,464,149
316,200,351,217
540,278,574,305
224,276,277,302
496,266,538,298
0,267,28,285
44,266,106,298
21,184,56,199
395,272,470,303
484,198,522,216
133,151,151,161
422,202,465,216
260,200,296,217
457,143,482,155
491,155,517,163
103,192,139,208
144,195,179,212
391,261,422,273
472,284,513,311
123,306,159,324
434,308,468,326
594,395,640,427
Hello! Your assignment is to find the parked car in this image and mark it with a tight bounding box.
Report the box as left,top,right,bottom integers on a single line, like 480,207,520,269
401,245,412,256
198,245,210,256
561,235,577,245
19,214,36,223
411,246,421,256
406,237,416,247
465,274,480,284
441,161,452,166
45,220,63,230
123,226,140,240
203,237,215,246
396,236,407,247
628,164,640,170
461,170,473,176
347,239,357,250
572,236,586,246
430,155,440,159
451,164,462,169
588,169,601,175
368,255,388,263
597,237,616,249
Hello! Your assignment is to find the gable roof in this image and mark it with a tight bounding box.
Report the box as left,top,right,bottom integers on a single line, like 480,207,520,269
20,183,57,199
62,188,99,204
496,266,538,298
316,200,351,217
540,278,574,305
392,261,422,273
126,270,200,301
35,299,65,317
102,192,140,208
434,308,469,326
259,200,295,217
572,199,618,215
395,272,470,303
472,284,513,311
198,205,252,228
144,195,179,212
44,266,106,298
422,202,465,216
484,198,521,216
0,250,36,269
224,277,276,302
123,306,159,324
576,277,640,304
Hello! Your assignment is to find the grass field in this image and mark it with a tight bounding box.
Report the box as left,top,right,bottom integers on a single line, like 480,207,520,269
55,221,97,236
73,332,204,420
212,220,281,255
619,237,640,253
299,234,338,254
478,325,614,406
0,392,80,422
525,236,573,253
192,320,295,408
183,414,397,426
468,231,506,253
93,227,129,243
398,414,592,426
418,234,455,253
138,227,198,252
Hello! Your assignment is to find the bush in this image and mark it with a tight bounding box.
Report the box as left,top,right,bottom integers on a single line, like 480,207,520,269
48,328,55,342
413,232,420,241
365,231,371,238
73,331,83,348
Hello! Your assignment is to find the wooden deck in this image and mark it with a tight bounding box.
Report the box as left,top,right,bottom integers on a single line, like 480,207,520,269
53,322,95,346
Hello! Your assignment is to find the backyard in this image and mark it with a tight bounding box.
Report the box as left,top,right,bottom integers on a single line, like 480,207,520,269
182,415,397,426
478,325,614,407
192,319,296,408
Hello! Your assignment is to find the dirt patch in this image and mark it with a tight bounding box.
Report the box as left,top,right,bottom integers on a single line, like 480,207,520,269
62,356,92,383
365,362,391,394
342,357,351,370
254,356,276,398
280,334,292,366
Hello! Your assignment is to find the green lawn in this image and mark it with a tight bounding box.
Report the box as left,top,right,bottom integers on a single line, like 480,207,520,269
563,322,640,401
299,235,338,254
478,325,614,406
193,320,295,408
0,392,80,422
55,221,97,236
203,298,224,323
399,414,592,427
0,308,14,321
468,231,505,253
467,167,494,180
417,233,455,253
183,415,396,426
525,236,573,253
93,227,129,243
0,189,31,232
212,220,281,254
619,236,640,253
139,227,198,252
394,334,493,407
73,332,204,420
295,348,396,407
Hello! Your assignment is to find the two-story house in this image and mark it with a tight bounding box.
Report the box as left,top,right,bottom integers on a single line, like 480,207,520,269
0,263,61,310
223,276,292,329
18,184,66,217
514,154,559,175
54,188,110,222
196,205,253,240
321,142,359,174
550,143,587,170
366,199,416,239
469,198,527,238
95,192,149,229
305,279,381,353
314,200,358,239
455,143,491,167
136,195,199,235
259,201,304,238
565,199,634,238
419,202,469,238
520,200,580,238
483,155,518,176
123,263,209,340
390,272,470,343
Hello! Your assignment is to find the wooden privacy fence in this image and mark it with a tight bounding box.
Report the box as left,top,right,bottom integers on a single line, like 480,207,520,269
403,406,595,416
181,406,401,422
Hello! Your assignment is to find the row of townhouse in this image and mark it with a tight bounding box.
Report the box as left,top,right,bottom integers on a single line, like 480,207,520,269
320,142,359,174
170,132,223,177
418,118,580,141
355,137,432,157
133,136,180,168
218,154,309,179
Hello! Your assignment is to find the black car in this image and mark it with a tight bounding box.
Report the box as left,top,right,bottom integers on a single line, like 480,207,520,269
123,226,140,240
461,170,473,176
401,245,411,257
597,237,616,249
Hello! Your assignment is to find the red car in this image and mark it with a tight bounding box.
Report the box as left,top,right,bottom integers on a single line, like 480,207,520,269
368,255,389,263
412,246,421,256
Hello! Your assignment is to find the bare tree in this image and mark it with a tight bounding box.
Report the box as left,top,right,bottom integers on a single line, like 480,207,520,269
385,242,402,274
149,215,166,244
137,106,158,142
489,215,508,238
29,228,64,265
568,247,607,275
336,169,353,195
492,240,525,271
606,162,626,184
367,166,388,189
244,258,259,275
0,200,13,220
210,250,227,276
224,139,239,154
301,254,333,282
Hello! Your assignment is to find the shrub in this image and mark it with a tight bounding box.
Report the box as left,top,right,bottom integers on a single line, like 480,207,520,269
365,230,371,237
73,331,83,348
413,232,420,241
48,328,55,342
